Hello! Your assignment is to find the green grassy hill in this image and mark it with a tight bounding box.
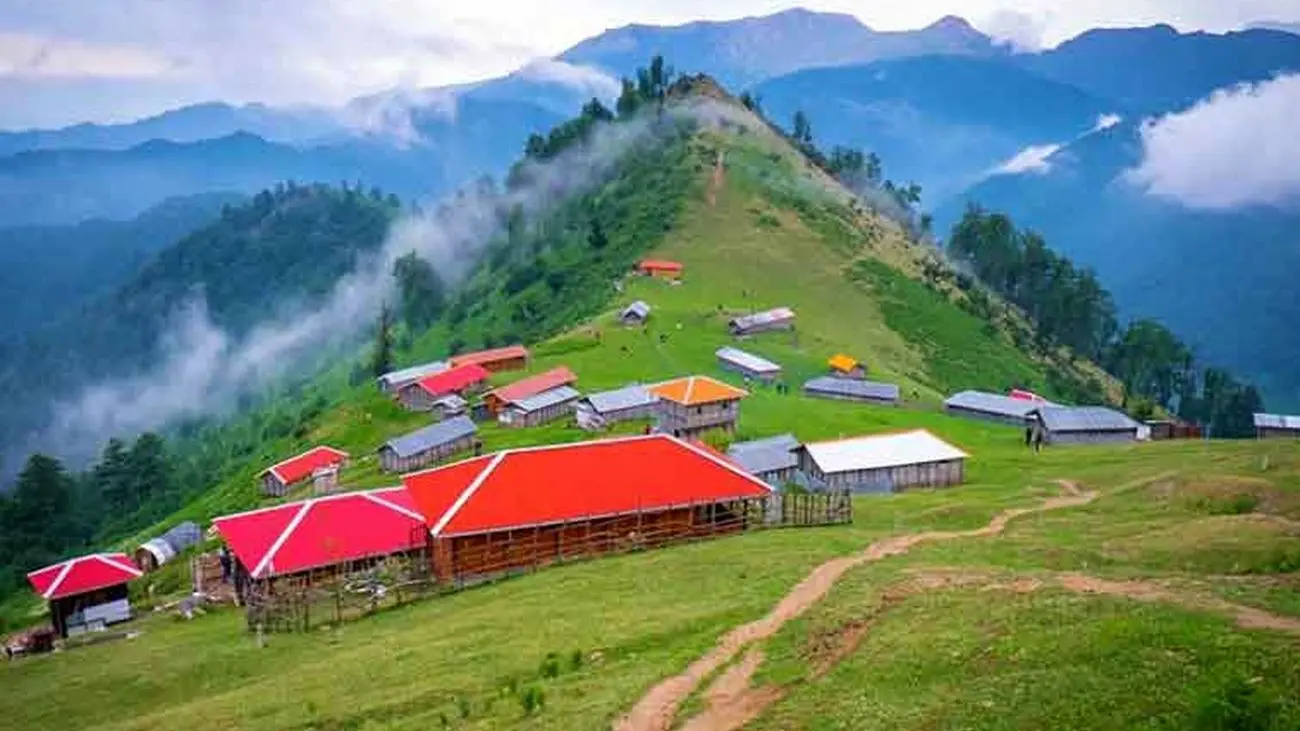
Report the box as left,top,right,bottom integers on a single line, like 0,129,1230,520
2,82,1297,730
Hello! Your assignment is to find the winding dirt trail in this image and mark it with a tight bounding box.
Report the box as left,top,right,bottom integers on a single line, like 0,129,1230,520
612,481,1097,731
707,150,725,207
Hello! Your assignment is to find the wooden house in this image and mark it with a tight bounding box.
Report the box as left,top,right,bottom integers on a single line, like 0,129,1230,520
378,416,479,473
483,366,578,415
727,434,800,487
259,446,350,497
376,360,447,393
498,386,582,428
637,259,683,279
1254,413,1300,439
576,384,659,430
827,354,866,378
943,390,1046,427
728,307,795,336
798,430,967,494
803,376,900,405
449,345,530,373
1033,406,1140,445
648,375,748,439
396,363,490,412
26,554,143,637
715,346,782,382
619,300,651,326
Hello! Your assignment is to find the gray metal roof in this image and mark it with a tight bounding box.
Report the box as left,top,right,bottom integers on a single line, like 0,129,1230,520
510,385,582,413
160,521,202,553
727,434,800,475
377,360,447,388
804,376,899,401
716,346,782,374
1254,412,1300,430
944,390,1046,418
434,394,467,410
583,384,657,414
383,415,477,458
1036,406,1139,433
621,300,651,319
729,307,795,331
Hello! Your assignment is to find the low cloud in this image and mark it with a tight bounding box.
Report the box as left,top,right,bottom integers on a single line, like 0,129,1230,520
1092,113,1122,132
338,86,462,145
516,59,620,99
994,143,1062,175
0,31,175,80
1126,74,1300,210
979,9,1049,51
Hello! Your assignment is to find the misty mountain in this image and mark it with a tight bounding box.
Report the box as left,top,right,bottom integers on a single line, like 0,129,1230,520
937,122,1300,411
0,192,241,342
753,55,1114,201
561,8,1003,90
1016,25,1300,114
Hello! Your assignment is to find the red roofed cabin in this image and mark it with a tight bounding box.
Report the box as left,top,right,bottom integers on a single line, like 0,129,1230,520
449,345,530,373
403,434,771,582
397,363,490,413
482,366,578,416
260,446,349,497
27,553,143,637
637,259,683,279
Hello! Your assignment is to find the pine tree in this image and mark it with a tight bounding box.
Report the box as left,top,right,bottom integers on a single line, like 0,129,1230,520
371,304,396,378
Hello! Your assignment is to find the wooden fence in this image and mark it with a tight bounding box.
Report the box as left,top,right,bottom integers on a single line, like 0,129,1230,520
242,491,852,632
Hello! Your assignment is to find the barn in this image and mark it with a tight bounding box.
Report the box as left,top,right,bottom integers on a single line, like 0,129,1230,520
620,301,651,326
212,487,427,596
803,376,900,405
728,307,795,336
498,386,583,428
576,384,659,430
715,346,782,382
727,434,800,487
1255,413,1300,439
396,363,490,412
483,366,578,415
134,521,202,572
377,360,447,393
378,416,479,473
648,375,748,439
798,430,968,493
259,446,350,497
26,553,143,637
944,390,1046,427
449,345,530,373
1034,406,1141,445
401,434,772,582
637,259,683,279
827,354,866,378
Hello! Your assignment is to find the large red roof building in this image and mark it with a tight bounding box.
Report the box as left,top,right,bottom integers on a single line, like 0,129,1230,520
27,553,142,637
259,446,350,497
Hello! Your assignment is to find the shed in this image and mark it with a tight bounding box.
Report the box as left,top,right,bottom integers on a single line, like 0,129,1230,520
637,259,683,278
727,434,800,487
134,520,203,572
1033,406,1140,445
827,354,866,378
483,366,578,415
577,384,659,430
1254,413,1300,440
376,360,447,393
259,446,350,497
26,553,142,637
402,434,770,581
728,307,795,336
396,363,490,412
798,430,968,493
620,300,651,326
433,394,468,419
499,385,583,428
715,347,782,381
449,345,530,373
648,375,749,439
803,376,900,405
944,390,1046,426
379,415,479,473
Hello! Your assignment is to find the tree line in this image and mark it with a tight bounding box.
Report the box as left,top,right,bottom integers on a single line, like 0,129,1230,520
947,205,1262,435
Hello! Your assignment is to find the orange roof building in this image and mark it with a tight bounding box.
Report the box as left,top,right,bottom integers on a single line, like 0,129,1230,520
483,366,578,414
637,259,684,278
449,345,530,373
648,376,748,438
827,354,864,376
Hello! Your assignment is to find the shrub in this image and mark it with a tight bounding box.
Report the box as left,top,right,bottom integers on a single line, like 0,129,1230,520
519,685,546,715
540,651,562,679
1191,676,1286,730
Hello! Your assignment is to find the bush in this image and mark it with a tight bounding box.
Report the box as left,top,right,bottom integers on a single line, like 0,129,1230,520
519,685,546,715
1191,676,1287,730
540,651,562,679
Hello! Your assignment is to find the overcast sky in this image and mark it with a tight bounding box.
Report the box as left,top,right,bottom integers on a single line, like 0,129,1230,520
2,0,1299,129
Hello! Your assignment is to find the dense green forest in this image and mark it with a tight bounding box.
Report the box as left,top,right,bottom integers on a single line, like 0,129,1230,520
947,204,1262,435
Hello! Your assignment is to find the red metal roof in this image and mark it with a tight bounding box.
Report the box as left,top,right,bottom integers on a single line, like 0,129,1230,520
212,487,426,579
27,553,142,600
638,259,683,272
488,366,577,405
262,446,349,486
1008,389,1047,403
413,363,490,398
402,434,771,538
449,345,529,368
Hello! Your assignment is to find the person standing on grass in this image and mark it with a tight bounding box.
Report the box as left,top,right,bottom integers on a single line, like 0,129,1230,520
1025,426,1033,448
1033,427,1044,454
219,546,232,584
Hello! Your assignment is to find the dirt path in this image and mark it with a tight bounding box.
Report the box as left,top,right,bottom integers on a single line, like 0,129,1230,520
612,481,1097,731
707,150,725,207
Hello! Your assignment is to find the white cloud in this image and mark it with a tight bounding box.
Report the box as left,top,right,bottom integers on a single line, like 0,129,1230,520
1126,74,1300,210
516,59,620,98
994,143,1062,174
1092,113,1122,132
0,31,175,79
980,9,1050,50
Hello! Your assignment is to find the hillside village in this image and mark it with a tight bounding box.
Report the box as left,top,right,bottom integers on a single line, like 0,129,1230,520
2,54,1299,731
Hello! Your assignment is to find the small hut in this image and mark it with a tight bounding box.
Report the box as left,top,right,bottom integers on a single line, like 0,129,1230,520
727,434,800,487
26,554,142,637
576,384,659,430
396,363,490,412
803,376,900,405
259,446,350,497
1033,406,1140,445
378,416,479,473
827,354,866,378
483,366,578,415
637,259,683,279
620,301,651,326
728,307,795,336
1254,413,1300,439
715,347,782,382
648,375,748,439
499,386,583,428
449,345,530,373
134,521,203,572
798,430,968,493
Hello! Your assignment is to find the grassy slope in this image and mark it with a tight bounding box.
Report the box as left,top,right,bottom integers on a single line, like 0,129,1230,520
3,104,1297,729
